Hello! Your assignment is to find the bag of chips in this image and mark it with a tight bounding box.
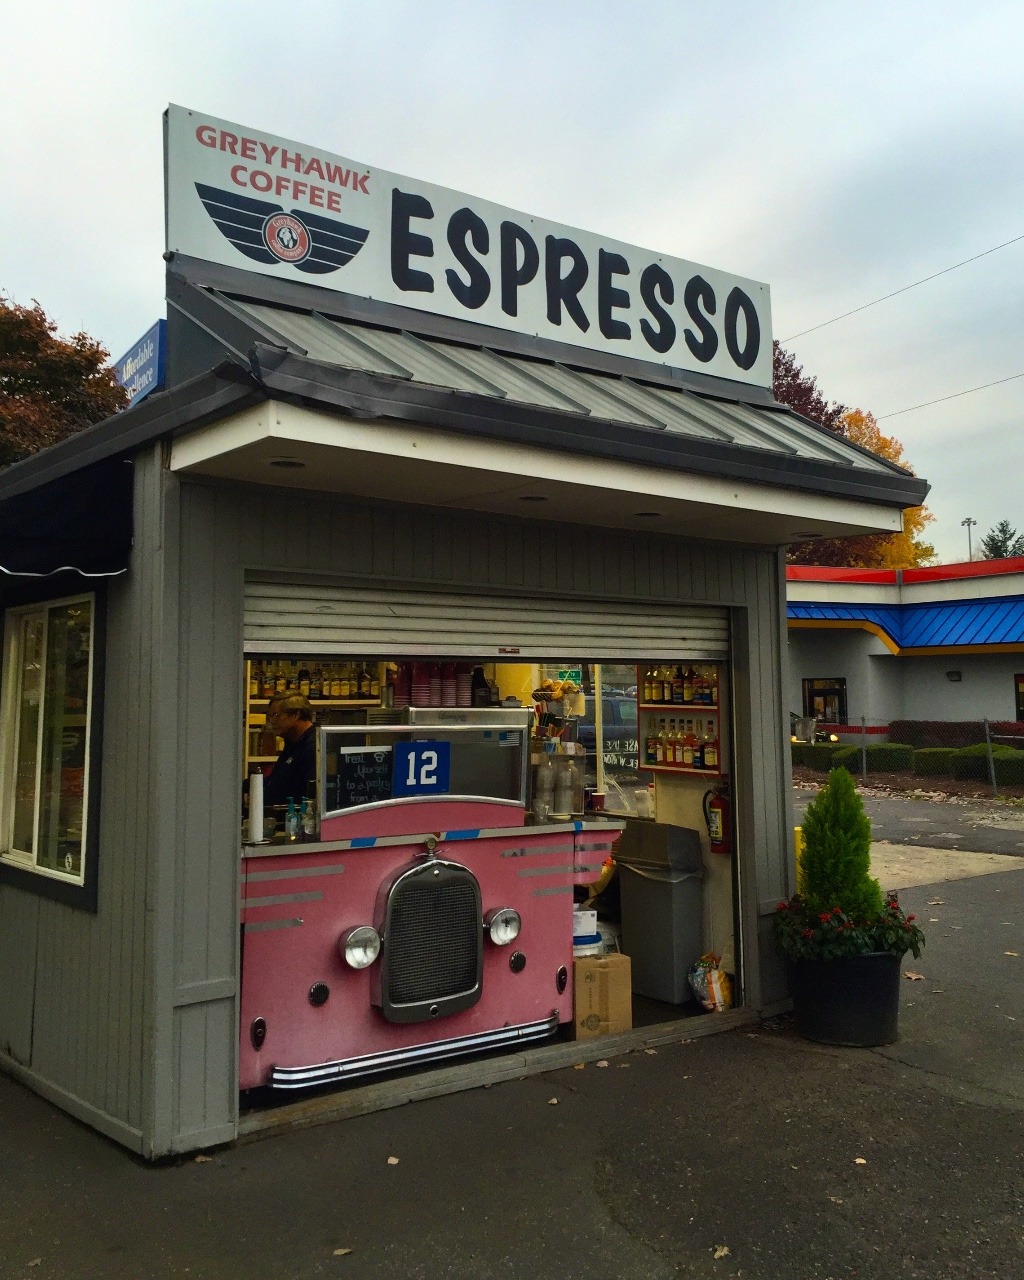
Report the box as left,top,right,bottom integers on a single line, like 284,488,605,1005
688,952,733,1012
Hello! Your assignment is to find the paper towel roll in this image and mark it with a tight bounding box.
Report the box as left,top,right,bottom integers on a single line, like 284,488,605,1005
248,771,264,844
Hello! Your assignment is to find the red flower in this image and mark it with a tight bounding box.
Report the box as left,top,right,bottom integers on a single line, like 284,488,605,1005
907,914,916,922
776,901,789,912
819,912,831,923
832,907,843,916
802,928,813,939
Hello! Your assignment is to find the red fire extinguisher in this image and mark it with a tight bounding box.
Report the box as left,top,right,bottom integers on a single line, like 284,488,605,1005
703,781,731,856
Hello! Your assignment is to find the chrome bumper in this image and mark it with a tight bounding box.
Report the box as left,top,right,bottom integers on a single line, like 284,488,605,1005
269,1011,561,1089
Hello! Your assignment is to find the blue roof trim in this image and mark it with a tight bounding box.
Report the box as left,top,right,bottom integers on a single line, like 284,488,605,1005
787,595,1024,649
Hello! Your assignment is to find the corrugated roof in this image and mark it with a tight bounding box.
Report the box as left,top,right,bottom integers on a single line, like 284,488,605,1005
788,596,1024,650
224,294,905,479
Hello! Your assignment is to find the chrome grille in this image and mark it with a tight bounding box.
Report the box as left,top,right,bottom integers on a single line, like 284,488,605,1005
380,861,482,1023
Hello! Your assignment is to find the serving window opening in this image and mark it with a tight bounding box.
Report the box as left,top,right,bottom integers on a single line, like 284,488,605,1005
239,652,741,1100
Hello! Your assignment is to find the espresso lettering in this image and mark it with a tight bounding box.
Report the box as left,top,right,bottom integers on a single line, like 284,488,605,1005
639,264,676,354
445,207,491,309
683,275,718,363
597,249,630,341
499,221,539,316
724,287,760,370
391,188,435,293
545,236,590,331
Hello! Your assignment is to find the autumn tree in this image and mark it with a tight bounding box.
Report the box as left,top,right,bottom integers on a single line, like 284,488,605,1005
0,295,127,467
772,341,848,434
979,520,1024,560
772,344,934,569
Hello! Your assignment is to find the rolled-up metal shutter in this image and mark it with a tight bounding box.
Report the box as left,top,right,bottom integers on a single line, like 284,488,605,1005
244,579,728,661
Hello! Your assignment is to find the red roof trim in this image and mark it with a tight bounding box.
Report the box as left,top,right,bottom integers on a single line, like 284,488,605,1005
787,556,1024,586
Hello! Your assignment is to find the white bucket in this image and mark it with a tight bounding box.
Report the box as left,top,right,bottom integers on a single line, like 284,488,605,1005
572,908,597,939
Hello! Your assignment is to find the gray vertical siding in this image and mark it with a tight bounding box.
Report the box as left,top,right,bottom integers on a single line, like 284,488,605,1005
165,477,793,1152
3,464,795,1157
0,447,167,1153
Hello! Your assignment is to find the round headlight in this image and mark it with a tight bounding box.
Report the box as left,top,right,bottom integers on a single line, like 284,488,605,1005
341,925,381,969
485,907,521,946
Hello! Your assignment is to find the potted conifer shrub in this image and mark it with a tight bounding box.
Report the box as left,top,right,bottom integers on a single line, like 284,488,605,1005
775,768,925,1046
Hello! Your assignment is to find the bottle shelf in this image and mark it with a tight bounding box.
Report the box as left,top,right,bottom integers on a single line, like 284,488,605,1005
638,703,719,712
248,698,381,707
639,763,721,776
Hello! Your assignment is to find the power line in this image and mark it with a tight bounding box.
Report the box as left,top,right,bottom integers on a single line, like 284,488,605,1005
877,371,1024,419
780,233,1024,342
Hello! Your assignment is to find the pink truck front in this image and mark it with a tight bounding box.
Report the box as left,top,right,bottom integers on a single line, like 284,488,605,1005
239,710,623,1090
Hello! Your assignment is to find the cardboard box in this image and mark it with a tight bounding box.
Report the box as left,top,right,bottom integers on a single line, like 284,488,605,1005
573,953,633,1039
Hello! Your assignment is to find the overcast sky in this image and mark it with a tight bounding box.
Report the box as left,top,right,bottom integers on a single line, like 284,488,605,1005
2,1,1021,563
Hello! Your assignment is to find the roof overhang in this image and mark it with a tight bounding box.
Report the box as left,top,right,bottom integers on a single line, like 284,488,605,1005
169,398,903,545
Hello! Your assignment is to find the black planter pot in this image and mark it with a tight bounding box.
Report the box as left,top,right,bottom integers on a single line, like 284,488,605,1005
788,951,901,1047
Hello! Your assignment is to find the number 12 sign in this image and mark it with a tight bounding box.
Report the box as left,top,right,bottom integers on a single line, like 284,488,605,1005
391,740,452,798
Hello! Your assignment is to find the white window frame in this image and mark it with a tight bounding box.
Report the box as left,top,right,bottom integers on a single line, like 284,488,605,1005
0,592,96,886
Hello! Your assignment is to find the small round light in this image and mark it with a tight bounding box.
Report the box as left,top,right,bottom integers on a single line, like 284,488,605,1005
341,925,381,969
485,907,522,946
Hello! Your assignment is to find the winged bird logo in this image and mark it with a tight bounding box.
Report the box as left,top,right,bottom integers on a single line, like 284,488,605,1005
194,184,369,275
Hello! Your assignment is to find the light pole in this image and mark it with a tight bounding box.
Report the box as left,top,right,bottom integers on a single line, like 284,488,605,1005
961,517,977,561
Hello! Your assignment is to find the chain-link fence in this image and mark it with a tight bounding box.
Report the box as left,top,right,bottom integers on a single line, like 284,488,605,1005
790,717,1024,796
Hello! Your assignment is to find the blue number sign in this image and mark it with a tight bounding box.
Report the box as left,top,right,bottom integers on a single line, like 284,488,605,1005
391,740,452,798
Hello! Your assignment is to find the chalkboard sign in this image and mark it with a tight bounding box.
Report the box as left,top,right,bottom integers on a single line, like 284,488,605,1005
329,746,394,811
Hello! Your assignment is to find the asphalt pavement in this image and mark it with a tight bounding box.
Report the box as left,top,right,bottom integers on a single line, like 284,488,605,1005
2,829,1023,1279
793,785,1024,858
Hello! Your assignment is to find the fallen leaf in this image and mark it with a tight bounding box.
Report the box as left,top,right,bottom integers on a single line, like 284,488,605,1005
1005,951,1020,957
194,1154,213,1163
713,1245,730,1259
829,1196,844,1204
931,989,945,993
573,1063,586,1070
548,1097,559,1105
927,899,945,906
854,1157,868,1165
644,1048,658,1055
333,1248,353,1257
904,971,925,981
618,1063,630,1069
27,1262,42,1270
929,918,939,922
387,1156,400,1166
596,1060,609,1068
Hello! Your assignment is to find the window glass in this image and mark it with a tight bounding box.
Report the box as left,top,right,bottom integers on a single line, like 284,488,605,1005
4,598,93,883
12,614,45,854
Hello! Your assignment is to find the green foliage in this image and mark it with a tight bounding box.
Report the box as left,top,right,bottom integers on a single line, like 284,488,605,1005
776,769,923,961
791,742,843,770
864,743,914,772
913,748,959,776
830,745,858,773
980,519,1024,560
774,895,925,961
993,750,1024,786
800,768,882,921
954,742,1017,780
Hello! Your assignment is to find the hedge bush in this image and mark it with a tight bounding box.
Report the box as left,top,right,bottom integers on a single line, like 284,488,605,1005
831,745,858,773
791,742,843,770
913,747,959,776
953,742,1018,780
889,720,985,750
865,743,914,772
994,750,1024,786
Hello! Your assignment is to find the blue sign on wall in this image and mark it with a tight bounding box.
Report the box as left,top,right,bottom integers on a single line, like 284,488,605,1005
391,740,452,798
115,319,166,406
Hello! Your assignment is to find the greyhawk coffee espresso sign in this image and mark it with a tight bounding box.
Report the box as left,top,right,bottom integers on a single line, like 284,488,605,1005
165,105,773,388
